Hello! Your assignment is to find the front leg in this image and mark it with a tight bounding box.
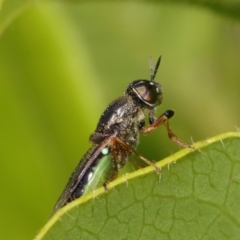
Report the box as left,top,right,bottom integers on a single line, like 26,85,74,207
148,109,157,124
142,110,194,149
144,110,174,134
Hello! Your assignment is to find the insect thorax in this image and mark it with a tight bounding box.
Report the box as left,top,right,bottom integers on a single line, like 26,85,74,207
90,95,146,149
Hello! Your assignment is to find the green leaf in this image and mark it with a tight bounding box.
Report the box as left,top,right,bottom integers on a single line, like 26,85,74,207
35,132,240,240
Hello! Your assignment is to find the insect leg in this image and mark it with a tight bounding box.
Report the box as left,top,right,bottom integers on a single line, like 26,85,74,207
142,110,194,149
142,110,174,134
113,138,161,174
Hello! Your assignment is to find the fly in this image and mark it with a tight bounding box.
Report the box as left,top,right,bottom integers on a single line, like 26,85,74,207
53,56,193,214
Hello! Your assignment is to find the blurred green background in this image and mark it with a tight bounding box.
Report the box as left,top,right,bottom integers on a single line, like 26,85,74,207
0,1,240,239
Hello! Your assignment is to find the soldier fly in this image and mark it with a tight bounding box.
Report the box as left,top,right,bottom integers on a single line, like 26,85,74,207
53,56,192,214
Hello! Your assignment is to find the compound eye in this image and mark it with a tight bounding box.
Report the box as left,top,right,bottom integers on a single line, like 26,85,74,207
133,80,162,107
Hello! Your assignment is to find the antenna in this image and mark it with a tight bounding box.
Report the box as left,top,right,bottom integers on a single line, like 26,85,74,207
150,56,161,81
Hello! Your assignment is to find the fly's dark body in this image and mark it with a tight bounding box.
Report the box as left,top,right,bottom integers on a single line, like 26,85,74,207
53,57,192,214
91,94,156,148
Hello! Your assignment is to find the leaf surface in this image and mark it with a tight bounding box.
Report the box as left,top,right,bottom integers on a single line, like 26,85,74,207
35,132,240,240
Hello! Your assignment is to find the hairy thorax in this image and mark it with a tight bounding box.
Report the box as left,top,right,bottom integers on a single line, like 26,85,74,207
90,95,146,148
